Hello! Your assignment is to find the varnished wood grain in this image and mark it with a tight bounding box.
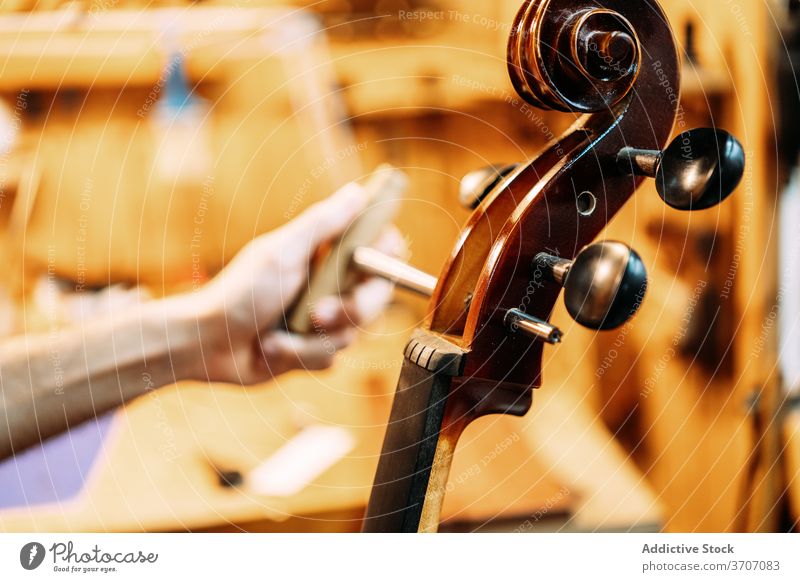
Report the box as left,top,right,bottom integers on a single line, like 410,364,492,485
365,0,681,533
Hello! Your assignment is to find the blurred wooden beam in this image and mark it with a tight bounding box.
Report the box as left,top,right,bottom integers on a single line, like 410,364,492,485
0,7,319,89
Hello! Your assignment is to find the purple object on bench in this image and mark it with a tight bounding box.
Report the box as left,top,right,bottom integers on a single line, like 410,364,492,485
0,413,115,508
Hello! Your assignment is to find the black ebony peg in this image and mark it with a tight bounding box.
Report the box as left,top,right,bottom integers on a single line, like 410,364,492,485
459,164,520,210
535,241,647,331
616,128,745,211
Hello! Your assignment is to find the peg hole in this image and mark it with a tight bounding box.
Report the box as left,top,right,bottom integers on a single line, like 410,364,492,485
577,191,597,216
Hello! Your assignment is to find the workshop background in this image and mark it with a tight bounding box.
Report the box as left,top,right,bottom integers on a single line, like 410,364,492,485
0,0,796,533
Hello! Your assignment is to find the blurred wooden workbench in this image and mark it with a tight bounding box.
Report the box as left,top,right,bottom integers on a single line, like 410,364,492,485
0,305,662,532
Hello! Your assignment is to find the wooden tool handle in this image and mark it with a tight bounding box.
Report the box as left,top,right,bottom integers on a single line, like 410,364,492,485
288,164,408,334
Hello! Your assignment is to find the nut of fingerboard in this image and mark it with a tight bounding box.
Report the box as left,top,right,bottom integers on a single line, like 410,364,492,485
403,330,467,377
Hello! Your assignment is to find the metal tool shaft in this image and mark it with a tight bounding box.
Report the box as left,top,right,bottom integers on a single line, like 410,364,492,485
352,247,437,297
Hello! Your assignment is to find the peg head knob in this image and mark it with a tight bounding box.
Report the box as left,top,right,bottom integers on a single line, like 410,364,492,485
656,128,745,211
459,164,520,210
563,241,647,330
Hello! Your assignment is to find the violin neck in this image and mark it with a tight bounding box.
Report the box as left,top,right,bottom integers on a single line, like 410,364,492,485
362,330,467,533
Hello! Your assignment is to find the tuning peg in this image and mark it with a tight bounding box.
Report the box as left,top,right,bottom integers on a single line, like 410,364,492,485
459,164,520,210
616,128,745,211
504,309,563,344
534,241,647,330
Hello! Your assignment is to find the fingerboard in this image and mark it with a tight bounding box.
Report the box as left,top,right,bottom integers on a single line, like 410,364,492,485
362,331,466,533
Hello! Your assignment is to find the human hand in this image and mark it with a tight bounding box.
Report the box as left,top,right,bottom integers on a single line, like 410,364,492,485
186,182,404,384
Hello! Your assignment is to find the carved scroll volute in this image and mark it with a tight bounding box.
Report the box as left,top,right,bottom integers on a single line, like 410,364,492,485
427,0,679,405
508,0,642,112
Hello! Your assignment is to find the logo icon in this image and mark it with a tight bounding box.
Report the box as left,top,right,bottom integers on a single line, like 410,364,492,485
19,542,46,570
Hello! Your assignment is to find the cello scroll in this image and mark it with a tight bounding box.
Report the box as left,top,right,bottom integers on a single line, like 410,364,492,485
360,0,745,533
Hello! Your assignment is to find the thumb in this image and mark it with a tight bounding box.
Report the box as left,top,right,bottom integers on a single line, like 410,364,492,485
278,181,369,261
